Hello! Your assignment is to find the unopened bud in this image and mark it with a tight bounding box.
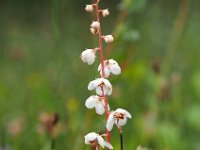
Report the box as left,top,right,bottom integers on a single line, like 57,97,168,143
81,49,96,65
85,5,93,12
102,9,109,17
102,35,114,43
90,21,100,29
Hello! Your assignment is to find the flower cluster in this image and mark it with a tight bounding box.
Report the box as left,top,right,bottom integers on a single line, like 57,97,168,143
81,0,132,149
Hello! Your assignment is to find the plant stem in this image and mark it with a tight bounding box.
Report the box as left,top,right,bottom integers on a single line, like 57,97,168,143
95,1,105,78
120,132,123,150
101,87,111,145
51,138,55,150
95,0,111,148
96,144,99,150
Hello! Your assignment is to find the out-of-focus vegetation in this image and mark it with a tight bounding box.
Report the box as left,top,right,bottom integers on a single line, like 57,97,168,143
0,0,200,149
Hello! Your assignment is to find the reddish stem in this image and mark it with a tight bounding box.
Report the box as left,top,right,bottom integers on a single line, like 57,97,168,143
95,0,111,148
95,2,105,78
101,87,111,143
100,88,109,119
96,144,99,150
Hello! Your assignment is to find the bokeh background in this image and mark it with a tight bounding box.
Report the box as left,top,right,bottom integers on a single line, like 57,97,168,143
0,0,200,149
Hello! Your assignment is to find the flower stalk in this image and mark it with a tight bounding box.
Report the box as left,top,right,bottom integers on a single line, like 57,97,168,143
82,0,132,149
95,0,110,145
96,144,99,150
51,138,55,150
120,132,123,150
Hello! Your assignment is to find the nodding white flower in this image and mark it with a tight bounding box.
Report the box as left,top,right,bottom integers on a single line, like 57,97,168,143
106,108,132,131
81,49,96,65
84,132,113,149
88,78,112,96
90,21,100,30
98,59,121,78
102,35,114,43
85,5,94,12
102,9,109,17
85,95,110,115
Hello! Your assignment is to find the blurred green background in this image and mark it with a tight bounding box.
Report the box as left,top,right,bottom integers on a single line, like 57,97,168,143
0,0,200,149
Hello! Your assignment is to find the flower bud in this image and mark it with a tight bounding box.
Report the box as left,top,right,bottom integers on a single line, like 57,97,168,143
90,21,100,30
85,5,93,12
102,35,114,43
81,49,96,65
102,9,109,17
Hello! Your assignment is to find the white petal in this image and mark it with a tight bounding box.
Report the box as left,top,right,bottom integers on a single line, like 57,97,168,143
96,87,103,96
85,96,98,109
98,63,102,72
105,86,112,95
103,85,112,96
95,102,105,115
88,81,96,90
116,108,132,118
85,138,89,144
100,67,110,78
103,79,112,88
97,135,105,148
124,110,132,118
104,67,111,78
115,117,127,126
106,112,115,131
90,27,98,35
88,79,100,91
85,132,97,144
108,59,118,64
110,65,121,75
104,141,113,149
102,100,110,111
102,79,112,95
98,62,111,78
108,59,121,75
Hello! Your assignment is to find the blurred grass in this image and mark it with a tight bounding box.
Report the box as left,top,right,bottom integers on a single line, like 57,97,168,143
0,0,200,149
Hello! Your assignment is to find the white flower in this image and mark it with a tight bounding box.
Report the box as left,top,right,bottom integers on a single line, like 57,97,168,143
102,35,114,43
88,78,112,96
84,132,113,149
90,21,100,29
85,5,93,12
98,59,121,78
102,9,109,17
85,95,110,115
81,49,96,65
106,108,132,131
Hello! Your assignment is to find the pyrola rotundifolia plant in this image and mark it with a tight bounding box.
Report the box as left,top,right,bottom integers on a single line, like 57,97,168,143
81,0,132,149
